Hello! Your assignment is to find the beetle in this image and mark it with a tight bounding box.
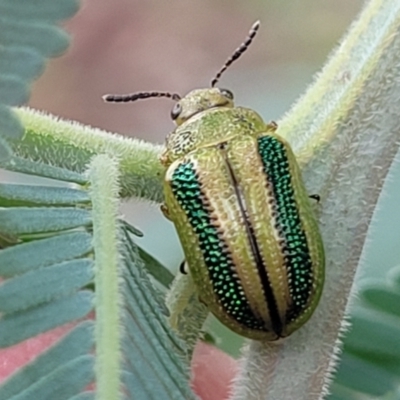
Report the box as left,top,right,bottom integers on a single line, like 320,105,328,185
104,21,325,341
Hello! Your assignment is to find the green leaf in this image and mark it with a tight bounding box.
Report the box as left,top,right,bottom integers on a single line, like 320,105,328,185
0,0,80,151
0,192,189,398
0,105,24,142
0,184,90,207
0,322,94,399
121,220,143,237
0,156,88,185
344,307,400,359
0,47,43,82
0,0,80,21
134,237,174,288
120,229,194,399
0,0,190,391
0,259,94,313
7,355,95,400
69,393,95,400
361,285,400,318
333,352,397,397
0,137,12,161
0,231,93,278
0,75,29,105
0,290,94,347
329,264,400,399
0,207,92,235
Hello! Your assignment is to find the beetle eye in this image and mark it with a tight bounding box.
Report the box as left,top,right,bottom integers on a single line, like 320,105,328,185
171,103,182,120
220,89,234,100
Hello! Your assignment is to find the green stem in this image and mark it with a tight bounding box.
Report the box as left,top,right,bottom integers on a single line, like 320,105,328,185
89,154,123,400
13,108,164,202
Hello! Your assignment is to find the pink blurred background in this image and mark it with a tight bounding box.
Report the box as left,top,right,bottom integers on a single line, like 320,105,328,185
29,0,362,143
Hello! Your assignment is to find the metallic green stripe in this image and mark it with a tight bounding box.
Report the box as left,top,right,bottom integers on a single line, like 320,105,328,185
171,161,265,331
257,136,313,322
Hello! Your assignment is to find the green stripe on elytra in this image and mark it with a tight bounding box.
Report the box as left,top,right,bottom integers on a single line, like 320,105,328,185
171,161,265,331
257,136,313,322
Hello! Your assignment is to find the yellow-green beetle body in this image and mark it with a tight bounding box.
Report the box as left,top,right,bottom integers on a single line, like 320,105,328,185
104,21,325,341
161,88,324,341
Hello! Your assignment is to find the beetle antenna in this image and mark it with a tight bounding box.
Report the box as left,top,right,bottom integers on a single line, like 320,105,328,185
211,21,260,88
103,91,181,103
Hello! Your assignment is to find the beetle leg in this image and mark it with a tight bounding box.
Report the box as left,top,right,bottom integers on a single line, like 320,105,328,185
309,194,321,203
179,260,188,275
198,296,207,306
266,121,278,131
160,203,172,220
